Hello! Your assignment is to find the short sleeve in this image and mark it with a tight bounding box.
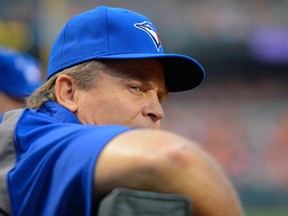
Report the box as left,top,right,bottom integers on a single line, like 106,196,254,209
8,120,132,216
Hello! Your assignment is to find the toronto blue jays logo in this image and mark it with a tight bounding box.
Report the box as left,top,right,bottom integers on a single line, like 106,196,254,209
134,21,162,51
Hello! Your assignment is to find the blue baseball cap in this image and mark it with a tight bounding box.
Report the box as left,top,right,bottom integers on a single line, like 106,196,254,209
48,6,205,92
0,47,43,99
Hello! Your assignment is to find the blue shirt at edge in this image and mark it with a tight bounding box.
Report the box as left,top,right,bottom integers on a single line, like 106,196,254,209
7,101,132,216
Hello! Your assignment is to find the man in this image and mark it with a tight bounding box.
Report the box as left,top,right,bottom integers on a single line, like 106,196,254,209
0,47,43,113
0,6,244,216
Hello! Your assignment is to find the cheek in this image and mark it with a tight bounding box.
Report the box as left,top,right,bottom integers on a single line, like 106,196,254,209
75,92,104,124
100,97,143,123
105,97,137,115
76,90,144,125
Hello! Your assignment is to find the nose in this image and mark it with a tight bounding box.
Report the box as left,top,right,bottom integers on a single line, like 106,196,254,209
142,91,164,123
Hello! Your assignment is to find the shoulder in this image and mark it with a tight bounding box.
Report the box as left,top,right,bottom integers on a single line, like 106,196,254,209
14,108,133,156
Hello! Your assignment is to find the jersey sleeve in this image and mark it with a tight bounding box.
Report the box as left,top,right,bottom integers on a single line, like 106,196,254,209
8,117,132,216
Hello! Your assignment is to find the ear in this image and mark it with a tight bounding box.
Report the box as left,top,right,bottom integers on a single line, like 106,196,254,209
55,74,78,112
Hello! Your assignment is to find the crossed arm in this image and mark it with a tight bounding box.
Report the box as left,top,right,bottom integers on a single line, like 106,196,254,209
94,129,244,216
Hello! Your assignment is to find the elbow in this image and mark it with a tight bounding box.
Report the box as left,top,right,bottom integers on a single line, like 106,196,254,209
161,144,192,168
146,135,195,183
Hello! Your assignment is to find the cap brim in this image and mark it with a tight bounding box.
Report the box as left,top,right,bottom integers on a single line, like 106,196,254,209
157,55,205,92
92,53,205,92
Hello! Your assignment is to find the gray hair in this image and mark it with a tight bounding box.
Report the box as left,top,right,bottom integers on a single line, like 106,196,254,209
26,60,107,109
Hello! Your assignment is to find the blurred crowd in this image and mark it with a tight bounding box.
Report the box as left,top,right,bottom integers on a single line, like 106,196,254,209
162,79,288,192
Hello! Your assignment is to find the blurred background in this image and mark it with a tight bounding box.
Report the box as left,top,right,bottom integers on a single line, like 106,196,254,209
1,0,287,215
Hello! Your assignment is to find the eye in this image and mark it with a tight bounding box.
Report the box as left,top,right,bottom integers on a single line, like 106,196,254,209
130,85,142,92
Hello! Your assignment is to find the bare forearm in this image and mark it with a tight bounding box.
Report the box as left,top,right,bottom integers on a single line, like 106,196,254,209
94,129,244,216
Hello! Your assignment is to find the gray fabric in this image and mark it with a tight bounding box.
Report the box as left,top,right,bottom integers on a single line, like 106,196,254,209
0,109,23,215
97,187,192,216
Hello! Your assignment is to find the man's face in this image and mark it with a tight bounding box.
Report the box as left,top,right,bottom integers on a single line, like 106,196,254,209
74,59,167,129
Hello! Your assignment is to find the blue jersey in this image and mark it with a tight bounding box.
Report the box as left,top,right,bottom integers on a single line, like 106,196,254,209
0,101,132,216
